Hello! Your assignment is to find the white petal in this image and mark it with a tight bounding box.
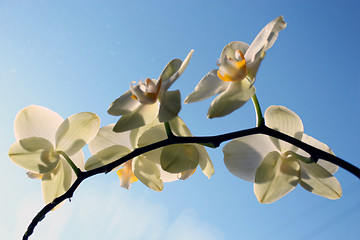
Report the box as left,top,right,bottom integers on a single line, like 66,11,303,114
129,118,161,149
245,16,286,62
254,152,300,204
207,79,255,118
161,50,194,90
158,90,181,122
137,124,167,164
116,160,138,189
14,105,63,144
299,162,342,199
265,105,304,152
195,145,214,179
132,156,163,191
85,145,131,171
41,159,73,207
158,165,180,182
89,124,132,155
169,116,192,136
26,171,43,179
107,90,141,116
9,137,59,174
113,103,159,133
55,112,100,156
223,134,277,182
220,41,249,63
184,70,229,103
160,144,199,173
297,134,338,174
159,59,182,82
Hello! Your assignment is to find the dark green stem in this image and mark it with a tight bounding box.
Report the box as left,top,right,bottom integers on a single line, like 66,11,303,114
57,150,81,177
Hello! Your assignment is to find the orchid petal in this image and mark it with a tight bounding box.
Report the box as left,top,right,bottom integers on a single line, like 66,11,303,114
160,144,199,173
116,160,138,189
158,166,181,182
89,124,132,155
223,134,277,182
245,16,286,63
41,159,73,207
169,116,192,136
265,105,304,153
129,118,160,149
207,79,255,118
137,124,167,164
132,156,163,191
55,112,100,156
113,103,159,133
299,162,342,199
220,41,249,63
254,152,300,203
26,171,43,179
195,145,214,179
158,90,181,122
14,105,63,144
162,50,194,90
297,134,338,174
107,90,141,116
159,59,182,82
9,137,59,174
85,145,132,171
184,70,230,103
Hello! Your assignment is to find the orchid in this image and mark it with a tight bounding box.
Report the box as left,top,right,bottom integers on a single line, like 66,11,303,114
184,16,286,118
8,105,100,206
223,105,342,203
85,116,214,191
108,50,194,133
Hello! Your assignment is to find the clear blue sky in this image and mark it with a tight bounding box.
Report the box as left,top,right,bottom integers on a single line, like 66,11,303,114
1,0,359,239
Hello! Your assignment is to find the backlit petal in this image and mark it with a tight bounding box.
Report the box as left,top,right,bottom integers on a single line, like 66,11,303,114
219,41,249,63
41,159,73,208
160,144,199,173
85,145,131,171
14,105,63,144
265,105,304,153
245,16,286,63
132,156,163,191
158,90,181,122
55,112,100,156
116,160,138,189
161,50,194,91
113,103,159,133
223,134,276,182
9,137,59,174
195,144,214,179
254,152,300,203
299,162,342,199
297,134,338,174
184,70,229,103
207,79,255,118
89,124,132,155
108,90,141,116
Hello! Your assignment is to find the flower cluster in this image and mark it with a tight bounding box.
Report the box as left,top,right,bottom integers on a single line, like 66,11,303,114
8,16,343,212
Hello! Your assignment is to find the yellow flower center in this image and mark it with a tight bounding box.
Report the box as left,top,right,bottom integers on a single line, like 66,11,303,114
217,50,247,82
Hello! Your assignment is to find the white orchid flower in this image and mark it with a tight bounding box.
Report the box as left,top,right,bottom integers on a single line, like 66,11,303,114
8,105,100,206
85,116,214,191
223,106,342,203
185,16,286,118
108,50,194,133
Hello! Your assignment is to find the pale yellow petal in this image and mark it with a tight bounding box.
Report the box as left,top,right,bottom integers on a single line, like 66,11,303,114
265,105,303,153
254,152,300,204
132,156,163,191
299,162,342,199
9,137,59,174
55,112,100,156
160,144,199,173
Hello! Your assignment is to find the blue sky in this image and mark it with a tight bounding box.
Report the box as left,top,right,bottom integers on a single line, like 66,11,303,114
1,0,359,239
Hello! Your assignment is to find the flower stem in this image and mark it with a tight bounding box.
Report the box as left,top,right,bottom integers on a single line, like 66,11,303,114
57,151,81,177
164,122,174,139
251,94,265,127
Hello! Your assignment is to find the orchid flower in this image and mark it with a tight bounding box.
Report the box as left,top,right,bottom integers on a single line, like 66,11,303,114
8,105,100,206
223,105,342,203
185,16,286,118
108,50,194,133
85,116,214,191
